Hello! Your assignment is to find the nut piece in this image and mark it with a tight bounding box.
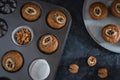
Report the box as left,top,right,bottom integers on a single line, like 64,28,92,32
105,28,117,37
93,7,102,17
25,7,37,15
42,35,53,46
116,3,120,13
54,14,66,24
98,68,108,78
5,58,15,71
69,64,79,74
87,56,97,67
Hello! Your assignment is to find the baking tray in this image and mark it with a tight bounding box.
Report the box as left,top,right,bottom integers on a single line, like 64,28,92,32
83,0,120,53
0,0,72,80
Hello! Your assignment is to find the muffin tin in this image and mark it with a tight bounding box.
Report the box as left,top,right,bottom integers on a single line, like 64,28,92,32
83,0,120,53
0,0,72,80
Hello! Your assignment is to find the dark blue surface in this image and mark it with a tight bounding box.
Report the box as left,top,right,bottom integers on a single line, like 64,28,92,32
43,0,120,80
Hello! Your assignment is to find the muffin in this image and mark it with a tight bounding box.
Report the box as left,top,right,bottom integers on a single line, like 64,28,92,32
0,18,8,38
38,34,58,54
0,0,17,14
111,0,120,17
12,26,33,45
98,68,108,78
87,56,97,67
89,2,108,20
47,10,67,29
102,24,120,43
21,2,41,21
69,64,79,74
2,51,24,72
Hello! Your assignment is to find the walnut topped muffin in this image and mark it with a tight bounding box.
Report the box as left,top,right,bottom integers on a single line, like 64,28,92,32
2,51,24,72
111,0,120,17
102,24,120,43
21,2,41,21
38,34,58,54
47,10,67,29
89,2,108,20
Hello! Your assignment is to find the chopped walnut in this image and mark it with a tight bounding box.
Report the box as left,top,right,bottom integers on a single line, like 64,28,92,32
15,28,31,45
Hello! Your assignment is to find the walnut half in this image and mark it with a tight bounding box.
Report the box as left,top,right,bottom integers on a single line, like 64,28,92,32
116,3,120,13
69,64,79,74
105,28,117,37
93,7,102,16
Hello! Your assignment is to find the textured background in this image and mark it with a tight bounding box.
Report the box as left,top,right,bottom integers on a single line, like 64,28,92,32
43,0,120,80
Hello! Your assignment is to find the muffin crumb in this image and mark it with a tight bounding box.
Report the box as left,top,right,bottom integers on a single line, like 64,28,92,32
69,64,79,74
87,56,97,67
98,68,108,78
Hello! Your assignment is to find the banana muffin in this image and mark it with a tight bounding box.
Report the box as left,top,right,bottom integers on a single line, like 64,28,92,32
38,34,58,54
111,0,120,17
2,51,24,72
102,24,120,43
89,2,108,20
47,10,67,29
21,2,41,21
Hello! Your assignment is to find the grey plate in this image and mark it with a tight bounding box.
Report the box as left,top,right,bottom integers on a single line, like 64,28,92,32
83,0,120,53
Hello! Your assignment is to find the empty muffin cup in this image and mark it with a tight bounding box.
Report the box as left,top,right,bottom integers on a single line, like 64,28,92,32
2,51,24,72
12,26,33,45
29,59,50,80
0,18,8,38
0,0,17,14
